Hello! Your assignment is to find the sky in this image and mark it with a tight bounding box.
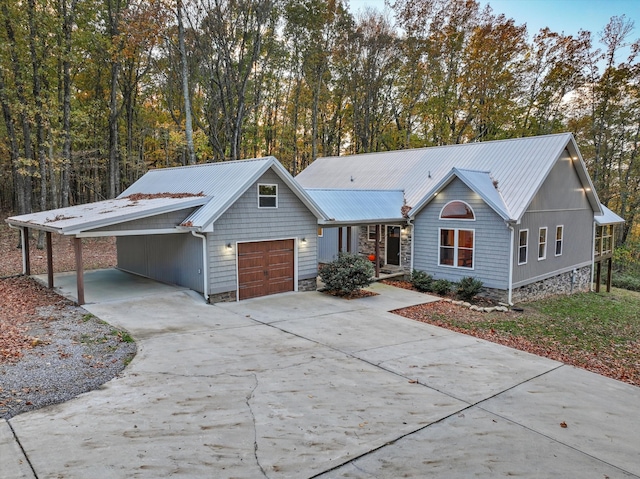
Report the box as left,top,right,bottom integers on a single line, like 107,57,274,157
348,0,640,60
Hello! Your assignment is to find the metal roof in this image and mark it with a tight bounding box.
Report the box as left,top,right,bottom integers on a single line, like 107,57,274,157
6,196,209,235
595,204,625,225
7,157,326,235
296,133,601,222
305,189,406,225
411,168,511,220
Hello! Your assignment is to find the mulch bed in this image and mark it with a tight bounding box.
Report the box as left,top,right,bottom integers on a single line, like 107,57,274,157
322,289,378,300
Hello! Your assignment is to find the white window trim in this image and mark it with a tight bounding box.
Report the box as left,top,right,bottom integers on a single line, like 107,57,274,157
518,229,529,265
555,225,564,257
438,227,475,270
258,183,278,208
439,200,476,221
538,227,547,261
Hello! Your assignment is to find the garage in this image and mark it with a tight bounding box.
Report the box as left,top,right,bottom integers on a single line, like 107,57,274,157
238,239,295,300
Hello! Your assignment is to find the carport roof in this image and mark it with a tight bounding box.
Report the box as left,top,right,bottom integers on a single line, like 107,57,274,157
6,196,209,235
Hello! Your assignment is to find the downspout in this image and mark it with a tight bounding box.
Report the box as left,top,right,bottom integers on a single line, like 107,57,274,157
408,220,415,273
507,223,515,306
590,220,596,292
8,223,26,274
191,231,209,302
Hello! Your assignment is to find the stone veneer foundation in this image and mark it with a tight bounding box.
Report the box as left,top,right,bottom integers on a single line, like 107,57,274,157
478,265,592,304
208,277,318,303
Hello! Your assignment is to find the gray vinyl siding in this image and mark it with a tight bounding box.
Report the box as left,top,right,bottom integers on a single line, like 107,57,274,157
318,227,359,263
89,208,197,233
207,169,318,295
117,233,204,292
513,152,594,286
413,178,510,289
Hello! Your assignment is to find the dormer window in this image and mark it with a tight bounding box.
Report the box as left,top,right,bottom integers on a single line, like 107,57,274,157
258,184,277,208
440,201,475,220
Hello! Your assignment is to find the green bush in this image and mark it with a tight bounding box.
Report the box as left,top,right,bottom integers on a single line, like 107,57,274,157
411,269,433,292
319,253,374,295
456,276,483,301
612,274,640,292
431,279,452,296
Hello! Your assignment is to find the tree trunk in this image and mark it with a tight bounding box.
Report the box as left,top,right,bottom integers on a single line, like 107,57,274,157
177,0,196,165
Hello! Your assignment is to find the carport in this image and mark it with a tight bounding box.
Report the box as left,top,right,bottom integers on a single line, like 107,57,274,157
5,195,208,304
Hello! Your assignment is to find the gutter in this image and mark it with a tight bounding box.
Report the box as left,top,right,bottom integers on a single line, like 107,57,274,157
191,231,209,302
8,223,27,274
591,220,596,292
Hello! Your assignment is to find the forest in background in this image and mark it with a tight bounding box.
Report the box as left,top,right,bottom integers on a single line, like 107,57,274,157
1,0,639,249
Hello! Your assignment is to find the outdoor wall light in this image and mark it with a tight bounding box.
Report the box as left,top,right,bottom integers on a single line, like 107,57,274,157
226,243,232,250
300,237,307,244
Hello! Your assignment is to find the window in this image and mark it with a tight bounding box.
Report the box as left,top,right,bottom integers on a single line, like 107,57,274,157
518,230,528,265
440,201,475,220
368,225,383,241
258,184,277,208
538,227,547,260
439,228,474,268
317,227,323,237
555,226,563,256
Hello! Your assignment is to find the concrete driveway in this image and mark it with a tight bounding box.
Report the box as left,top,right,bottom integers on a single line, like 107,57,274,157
2,278,639,478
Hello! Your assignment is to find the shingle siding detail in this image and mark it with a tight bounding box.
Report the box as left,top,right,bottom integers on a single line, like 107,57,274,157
207,169,318,295
513,153,594,286
413,178,510,289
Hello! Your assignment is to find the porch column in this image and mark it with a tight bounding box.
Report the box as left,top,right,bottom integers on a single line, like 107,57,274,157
74,237,85,305
338,228,343,253
46,231,54,288
595,261,602,293
606,257,613,293
22,227,30,275
374,225,380,278
346,227,352,253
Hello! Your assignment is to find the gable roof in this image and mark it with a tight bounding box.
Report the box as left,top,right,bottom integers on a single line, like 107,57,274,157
595,204,625,225
411,168,511,220
119,157,326,231
7,157,326,236
296,133,601,222
6,196,209,235
305,189,405,225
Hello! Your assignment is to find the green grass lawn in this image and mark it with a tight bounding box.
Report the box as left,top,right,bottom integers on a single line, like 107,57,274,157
397,288,640,386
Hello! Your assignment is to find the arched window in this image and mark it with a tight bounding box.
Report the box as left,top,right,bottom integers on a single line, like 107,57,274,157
440,201,475,220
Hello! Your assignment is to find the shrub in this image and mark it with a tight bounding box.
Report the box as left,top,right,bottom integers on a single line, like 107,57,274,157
411,269,433,292
319,252,374,295
612,274,640,292
456,276,483,301
431,279,452,296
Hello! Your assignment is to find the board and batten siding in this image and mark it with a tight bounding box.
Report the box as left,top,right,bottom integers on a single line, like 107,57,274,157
207,169,318,295
317,227,359,263
117,233,204,292
512,151,594,286
90,208,197,233
413,178,510,289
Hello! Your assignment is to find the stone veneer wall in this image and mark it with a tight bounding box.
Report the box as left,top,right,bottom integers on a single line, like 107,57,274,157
479,265,592,304
208,277,317,303
357,226,412,273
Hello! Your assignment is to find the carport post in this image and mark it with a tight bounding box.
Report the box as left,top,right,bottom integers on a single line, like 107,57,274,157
46,231,54,288
74,237,85,305
22,227,30,275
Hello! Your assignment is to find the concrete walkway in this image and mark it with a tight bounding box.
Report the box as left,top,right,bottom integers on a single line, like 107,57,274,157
3,274,639,478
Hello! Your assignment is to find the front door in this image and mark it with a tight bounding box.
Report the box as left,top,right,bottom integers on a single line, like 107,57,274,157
386,226,401,266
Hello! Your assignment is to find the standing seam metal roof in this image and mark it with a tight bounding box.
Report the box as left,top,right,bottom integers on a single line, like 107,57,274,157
296,133,599,221
305,189,406,223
